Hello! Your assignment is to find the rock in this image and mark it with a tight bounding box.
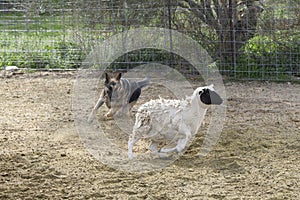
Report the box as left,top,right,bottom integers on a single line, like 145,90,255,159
60,153,67,157
5,66,19,71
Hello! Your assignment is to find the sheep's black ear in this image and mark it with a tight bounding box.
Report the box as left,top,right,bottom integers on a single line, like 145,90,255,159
115,73,122,81
200,89,223,105
105,73,110,84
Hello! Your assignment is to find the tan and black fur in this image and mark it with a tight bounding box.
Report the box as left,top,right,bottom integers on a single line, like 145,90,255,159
89,72,150,120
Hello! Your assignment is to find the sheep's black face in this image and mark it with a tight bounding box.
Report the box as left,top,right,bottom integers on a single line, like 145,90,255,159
199,88,223,105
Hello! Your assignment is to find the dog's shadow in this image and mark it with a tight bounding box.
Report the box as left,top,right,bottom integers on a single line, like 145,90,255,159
93,111,137,146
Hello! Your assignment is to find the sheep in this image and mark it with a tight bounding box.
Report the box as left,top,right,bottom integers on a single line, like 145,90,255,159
128,84,223,159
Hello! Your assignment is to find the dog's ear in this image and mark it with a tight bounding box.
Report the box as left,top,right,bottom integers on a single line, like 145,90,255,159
115,73,122,81
105,73,110,84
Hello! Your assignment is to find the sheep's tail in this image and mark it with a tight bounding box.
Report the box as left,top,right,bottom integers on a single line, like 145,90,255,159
137,76,150,88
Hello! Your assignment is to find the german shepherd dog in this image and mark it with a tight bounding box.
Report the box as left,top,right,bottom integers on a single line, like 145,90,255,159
89,72,150,120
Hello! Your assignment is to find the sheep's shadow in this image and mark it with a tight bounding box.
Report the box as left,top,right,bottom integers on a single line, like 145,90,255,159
173,134,247,175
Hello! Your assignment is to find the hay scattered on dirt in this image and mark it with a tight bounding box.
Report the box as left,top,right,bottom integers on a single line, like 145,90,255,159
1,72,299,199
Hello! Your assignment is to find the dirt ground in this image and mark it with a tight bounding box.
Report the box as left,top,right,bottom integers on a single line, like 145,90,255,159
0,71,299,199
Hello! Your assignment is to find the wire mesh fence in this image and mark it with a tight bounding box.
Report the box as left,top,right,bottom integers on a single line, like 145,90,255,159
0,0,299,81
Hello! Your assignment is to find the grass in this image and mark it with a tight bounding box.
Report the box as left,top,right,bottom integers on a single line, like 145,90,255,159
0,30,85,69
0,13,87,69
0,12,299,81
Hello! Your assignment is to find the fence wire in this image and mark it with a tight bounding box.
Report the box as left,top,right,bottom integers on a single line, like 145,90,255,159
0,0,299,81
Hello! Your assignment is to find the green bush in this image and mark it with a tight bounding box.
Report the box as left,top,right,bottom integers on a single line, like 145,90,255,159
235,33,300,80
109,48,177,70
0,32,86,69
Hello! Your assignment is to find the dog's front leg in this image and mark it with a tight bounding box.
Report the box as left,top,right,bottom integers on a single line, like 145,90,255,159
105,106,120,118
105,109,114,118
88,90,106,122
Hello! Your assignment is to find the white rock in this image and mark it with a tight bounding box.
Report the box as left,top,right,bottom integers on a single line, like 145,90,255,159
5,66,19,71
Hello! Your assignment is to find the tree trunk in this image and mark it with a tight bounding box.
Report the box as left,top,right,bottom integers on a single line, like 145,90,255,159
178,0,263,61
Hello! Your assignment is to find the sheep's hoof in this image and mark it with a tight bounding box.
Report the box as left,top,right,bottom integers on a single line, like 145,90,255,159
128,153,135,160
159,147,177,154
156,152,172,160
158,148,167,153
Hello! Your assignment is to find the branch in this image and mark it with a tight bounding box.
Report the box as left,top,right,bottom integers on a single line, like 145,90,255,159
179,0,206,23
203,0,220,31
212,0,221,20
179,0,220,31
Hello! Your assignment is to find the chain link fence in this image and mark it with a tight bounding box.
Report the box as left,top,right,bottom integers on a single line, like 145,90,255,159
1,0,299,81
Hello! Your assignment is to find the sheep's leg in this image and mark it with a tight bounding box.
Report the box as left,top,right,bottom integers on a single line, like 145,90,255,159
175,137,190,153
128,136,139,159
159,138,188,154
160,125,191,154
149,141,171,158
159,146,177,153
149,141,159,152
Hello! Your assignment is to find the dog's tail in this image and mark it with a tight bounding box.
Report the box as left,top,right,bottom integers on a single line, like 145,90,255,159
137,76,150,88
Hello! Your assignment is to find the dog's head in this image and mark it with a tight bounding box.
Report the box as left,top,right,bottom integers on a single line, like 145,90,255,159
104,72,122,102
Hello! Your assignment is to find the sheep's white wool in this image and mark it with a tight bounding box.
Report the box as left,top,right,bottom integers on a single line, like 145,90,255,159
133,96,204,141
128,84,222,159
